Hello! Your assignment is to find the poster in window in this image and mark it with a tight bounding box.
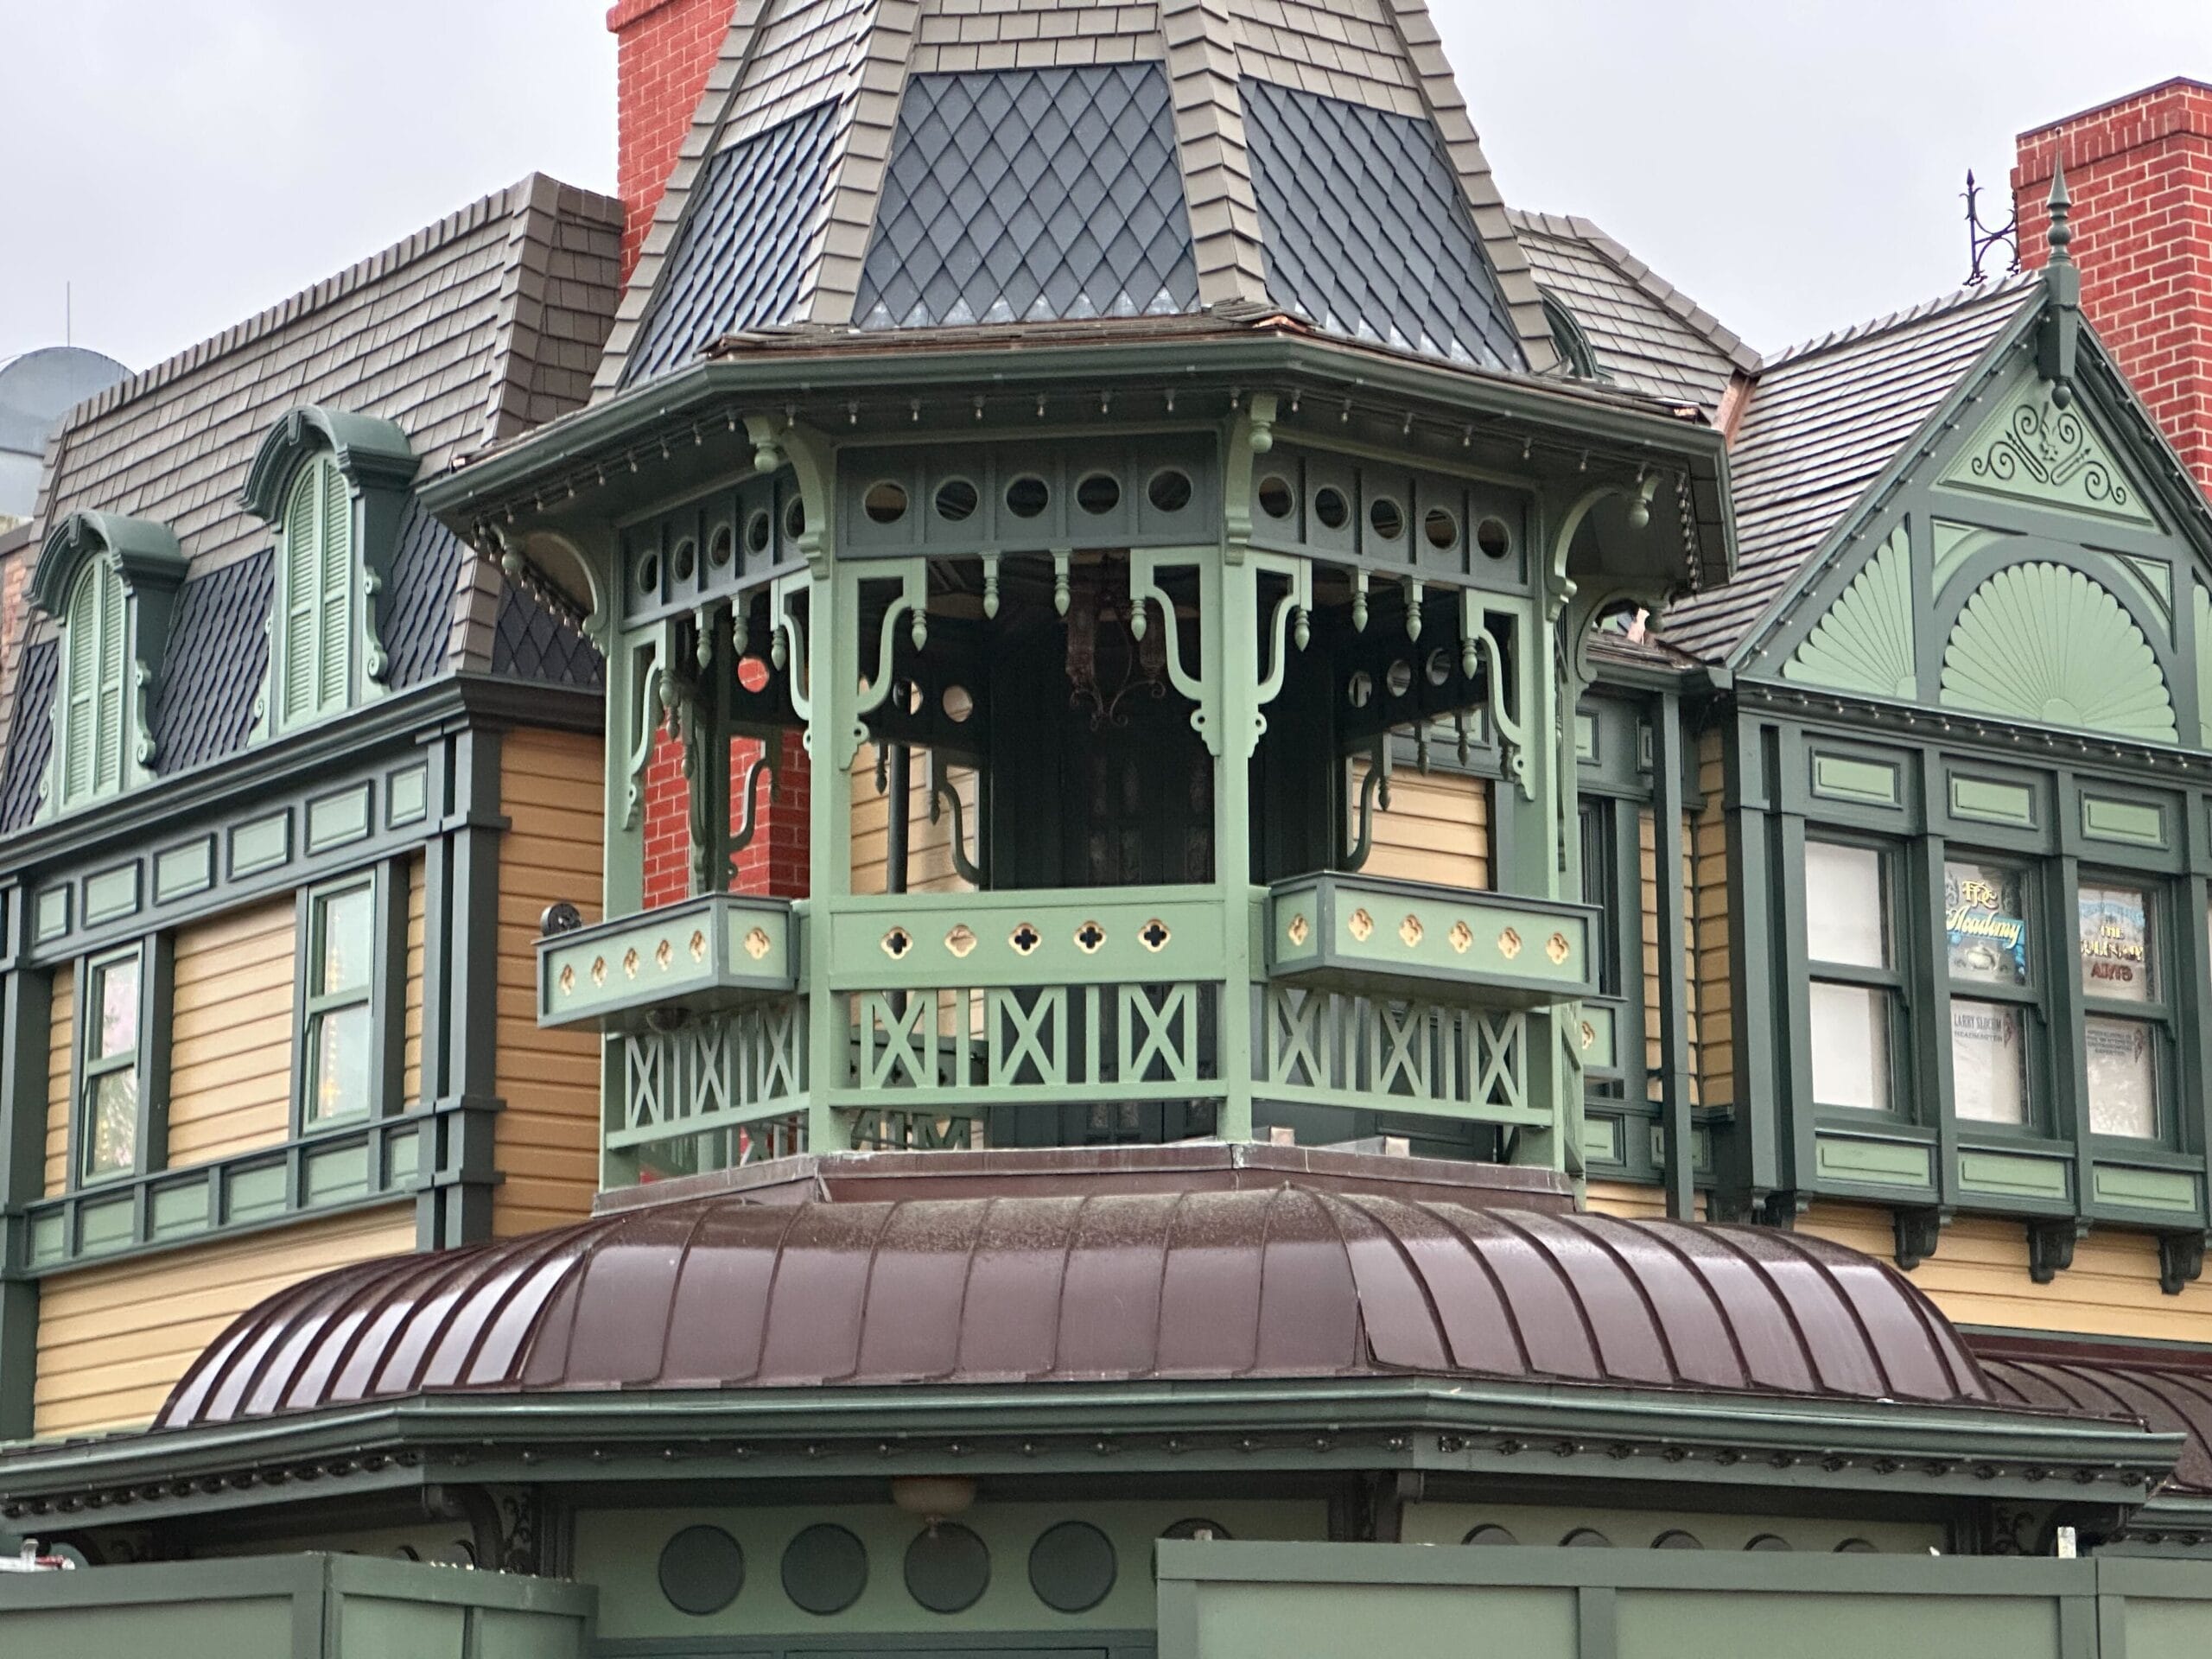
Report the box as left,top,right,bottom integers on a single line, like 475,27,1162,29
2085,1015,2157,1138
1945,862,2028,985
1950,1000,2025,1125
2079,885,2152,1002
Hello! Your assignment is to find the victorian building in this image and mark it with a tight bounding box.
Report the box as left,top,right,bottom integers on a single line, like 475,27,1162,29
1,10,2210,1656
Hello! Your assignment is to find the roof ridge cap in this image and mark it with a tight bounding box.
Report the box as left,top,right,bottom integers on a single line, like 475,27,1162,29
1761,270,2039,372
53,175,564,438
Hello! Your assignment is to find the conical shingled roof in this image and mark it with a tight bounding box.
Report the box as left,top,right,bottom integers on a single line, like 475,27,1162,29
598,0,1560,390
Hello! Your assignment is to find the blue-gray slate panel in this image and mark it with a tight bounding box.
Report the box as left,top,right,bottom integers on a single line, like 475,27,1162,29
854,65,1200,330
149,551,271,775
1241,77,1522,371
383,500,467,690
0,639,54,832
625,100,843,385
493,582,603,689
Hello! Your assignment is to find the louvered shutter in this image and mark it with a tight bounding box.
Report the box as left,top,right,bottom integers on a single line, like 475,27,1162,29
92,565,126,791
60,569,99,804
316,459,353,714
281,466,321,726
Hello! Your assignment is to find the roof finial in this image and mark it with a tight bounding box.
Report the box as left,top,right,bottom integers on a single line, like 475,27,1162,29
2038,153,2081,406
2047,156,2074,265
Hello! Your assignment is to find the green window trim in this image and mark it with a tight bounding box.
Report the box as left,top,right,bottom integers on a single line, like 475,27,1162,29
1802,834,1910,1122
54,561,130,810
292,865,407,1135
270,454,359,734
66,937,172,1192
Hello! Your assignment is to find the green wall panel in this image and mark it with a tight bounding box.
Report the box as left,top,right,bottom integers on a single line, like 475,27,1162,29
1949,775,2037,830
1815,1134,1932,1188
2081,795,2167,849
2091,1163,2201,1214
82,864,141,925
154,837,215,903
1959,1150,2069,1201
229,812,291,878
305,785,372,855
1808,753,1901,809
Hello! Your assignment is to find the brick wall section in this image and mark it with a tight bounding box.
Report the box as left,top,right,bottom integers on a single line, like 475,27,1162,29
641,725,811,907
608,0,741,283
2014,79,2212,501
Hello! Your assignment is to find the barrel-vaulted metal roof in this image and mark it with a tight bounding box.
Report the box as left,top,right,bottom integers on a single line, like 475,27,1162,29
1984,1353,2212,1496
159,1190,1992,1430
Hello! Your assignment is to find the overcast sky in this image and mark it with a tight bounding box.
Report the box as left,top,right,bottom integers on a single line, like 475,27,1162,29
3,1,2207,375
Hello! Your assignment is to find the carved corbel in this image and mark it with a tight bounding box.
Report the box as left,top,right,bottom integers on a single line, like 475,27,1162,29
1893,1205,1948,1272
2159,1231,2207,1296
2027,1217,2088,1285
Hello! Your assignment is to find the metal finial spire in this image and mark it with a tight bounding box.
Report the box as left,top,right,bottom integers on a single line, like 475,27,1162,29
2046,156,2074,264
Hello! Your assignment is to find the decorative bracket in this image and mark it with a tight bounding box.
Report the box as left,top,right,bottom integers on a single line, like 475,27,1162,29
2159,1231,2208,1297
1248,552,1313,756
727,746,782,876
2026,1217,2088,1285
842,562,928,769
621,633,666,830
1129,548,1218,755
772,573,812,741
1465,592,1533,801
928,750,983,887
1892,1205,1948,1272
1341,735,1391,873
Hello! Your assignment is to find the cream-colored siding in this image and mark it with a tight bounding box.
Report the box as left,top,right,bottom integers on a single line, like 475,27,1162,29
405,854,425,1107
493,728,606,1236
1636,805,1700,1104
850,747,981,895
1803,1202,2212,1344
1692,731,1732,1109
1585,1179,1705,1223
43,970,73,1198
164,899,296,1166
31,1205,416,1439
1346,764,1490,889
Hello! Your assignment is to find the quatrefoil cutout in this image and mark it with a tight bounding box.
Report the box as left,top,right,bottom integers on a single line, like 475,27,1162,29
743,926,773,961
1398,914,1424,948
881,926,913,959
1348,908,1376,943
1497,928,1522,960
1286,912,1311,948
1010,923,1043,956
945,924,978,959
590,956,607,987
1546,932,1572,965
654,938,674,971
1580,1020,1598,1052
1075,920,1106,954
689,929,708,963
1448,920,1473,954
1141,918,1172,952
622,947,640,979
557,964,575,995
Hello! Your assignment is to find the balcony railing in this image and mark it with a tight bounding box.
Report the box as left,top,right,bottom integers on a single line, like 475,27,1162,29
542,875,1599,1168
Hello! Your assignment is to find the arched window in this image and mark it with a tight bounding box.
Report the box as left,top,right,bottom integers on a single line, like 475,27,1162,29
58,560,129,808
276,453,356,729
1541,289,1603,381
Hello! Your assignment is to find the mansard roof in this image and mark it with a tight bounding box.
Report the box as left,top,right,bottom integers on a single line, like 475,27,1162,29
0,175,622,832
598,0,1560,390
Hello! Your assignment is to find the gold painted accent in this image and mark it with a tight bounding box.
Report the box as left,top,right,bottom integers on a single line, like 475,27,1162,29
1546,932,1571,965
1286,912,1310,948
1580,1020,1596,1051
557,964,575,996
882,926,914,959
654,938,674,971
1141,918,1172,951
590,957,607,987
1348,908,1376,942
689,929,707,963
944,924,977,959
1448,919,1472,954
744,926,772,961
622,947,639,980
1075,919,1106,954
1010,922,1043,955
1498,928,1522,960
1398,914,1424,948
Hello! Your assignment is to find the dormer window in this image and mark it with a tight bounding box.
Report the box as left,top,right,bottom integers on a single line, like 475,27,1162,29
1541,289,1603,382
240,405,419,736
29,511,188,815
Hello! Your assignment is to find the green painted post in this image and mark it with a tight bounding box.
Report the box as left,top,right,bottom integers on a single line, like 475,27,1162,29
1215,548,1260,1143
595,580,648,1192
0,888,50,1438
1492,587,1567,1173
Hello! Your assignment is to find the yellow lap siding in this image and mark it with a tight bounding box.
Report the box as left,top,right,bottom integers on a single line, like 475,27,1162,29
164,898,296,1166
850,747,980,895
1802,1201,2212,1343
1345,764,1490,889
1692,730,1732,1109
44,970,73,1198
1584,1179,1705,1222
405,854,425,1106
31,1205,416,1439
493,729,606,1237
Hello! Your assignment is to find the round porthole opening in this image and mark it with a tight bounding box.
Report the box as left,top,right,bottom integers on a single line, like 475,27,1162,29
783,498,807,543
1006,475,1051,518
1257,475,1295,519
1424,507,1459,550
1147,468,1194,513
1030,1522,1116,1614
1461,1525,1518,1547
658,1525,744,1617
673,539,697,582
1368,496,1405,542
709,526,734,569
745,510,772,556
942,684,975,723
1476,516,1511,559
1076,473,1122,515
1346,670,1373,709
935,478,980,522
1385,659,1414,698
1313,486,1350,531
636,552,661,595
781,1524,868,1617
905,1524,990,1615
865,480,910,524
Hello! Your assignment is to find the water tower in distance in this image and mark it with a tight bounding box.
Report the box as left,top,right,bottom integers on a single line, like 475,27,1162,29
0,346,129,527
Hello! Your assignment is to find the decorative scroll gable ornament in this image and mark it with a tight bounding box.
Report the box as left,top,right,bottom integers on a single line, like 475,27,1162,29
1782,524,1917,700
1938,387,2153,527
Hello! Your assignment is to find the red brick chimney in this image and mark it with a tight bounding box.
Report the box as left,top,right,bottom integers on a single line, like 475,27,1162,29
607,0,740,283
2015,79,2212,500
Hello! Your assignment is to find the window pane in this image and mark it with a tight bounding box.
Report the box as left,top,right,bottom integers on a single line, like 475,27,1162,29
1945,862,2030,986
310,1003,374,1123
2085,1015,2157,1138
1804,842,1887,968
1950,1001,2026,1126
84,1068,138,1178
1809,982,1891,1110
316,887,374,997
92,957,139,1059
2080,884,2153,1003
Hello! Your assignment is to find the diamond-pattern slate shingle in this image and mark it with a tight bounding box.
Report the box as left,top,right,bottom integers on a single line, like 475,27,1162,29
383,501,470,692
625,101,843,384
0,641,54,833
149,553,272,776
492,582,604,690
854,65,1200,331
1241,77,1522,372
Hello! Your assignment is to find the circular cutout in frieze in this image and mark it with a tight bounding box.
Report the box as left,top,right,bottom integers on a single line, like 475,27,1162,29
659,1524,744,1617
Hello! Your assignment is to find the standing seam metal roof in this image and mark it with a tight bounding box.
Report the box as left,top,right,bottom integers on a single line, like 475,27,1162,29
157,1189,1993,1428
